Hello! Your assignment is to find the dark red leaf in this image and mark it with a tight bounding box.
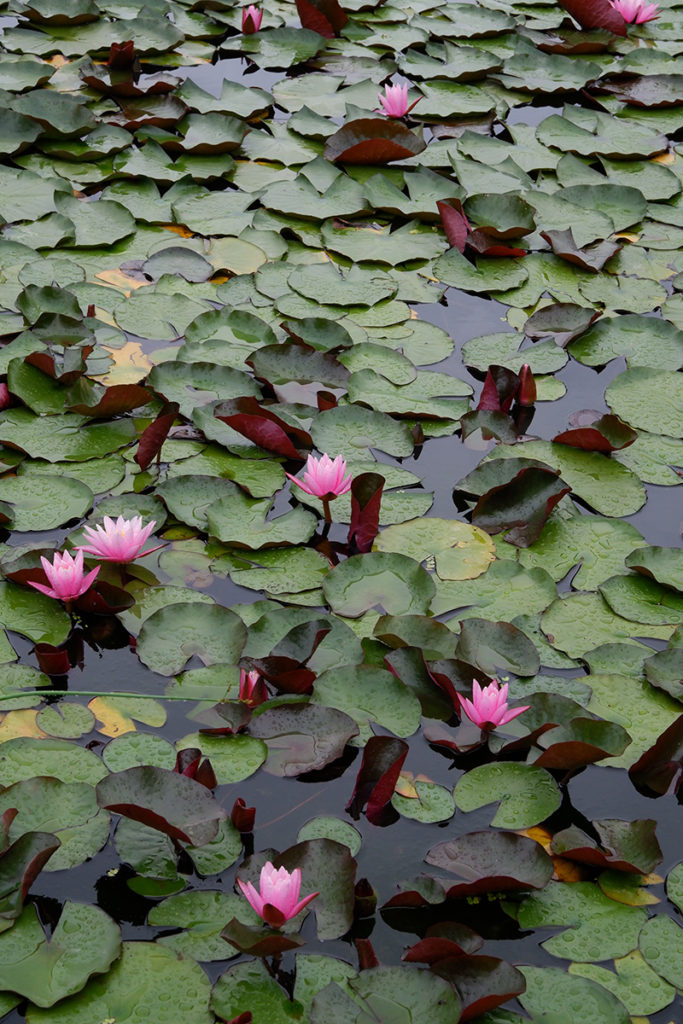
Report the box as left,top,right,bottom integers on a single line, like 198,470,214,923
0,811,17,854
296,0,347,37
437,199,470,254
629,714,683,797
67,382,151,417
354,877,377,918
557,0,627,34
33,643,71,676
472,466,571,547
433,955,526,1021
135,401,179,470
174,749,217,789
324,118,425,165
477,365,520,413
230,798,255,833
25,347,91,385
214,397,311,459
75,581,135,615
553,412,637,452
403,936,474,964
346,736,409,824
221,917,305,956
467,230,527,258
348,472,384,554
355,937,379,970
317,391,338,412
551,818,662,874
226,1013,252,1024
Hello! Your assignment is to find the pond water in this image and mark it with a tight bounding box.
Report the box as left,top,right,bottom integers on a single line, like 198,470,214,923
0,0,681,1022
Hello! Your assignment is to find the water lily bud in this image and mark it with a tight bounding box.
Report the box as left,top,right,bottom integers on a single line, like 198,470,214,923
518,364,537,407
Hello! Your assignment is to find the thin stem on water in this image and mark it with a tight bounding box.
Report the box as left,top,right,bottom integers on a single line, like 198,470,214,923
0,689,212,704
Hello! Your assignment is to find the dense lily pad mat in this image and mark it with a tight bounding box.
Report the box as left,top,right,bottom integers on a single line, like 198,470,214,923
0,0,680,1021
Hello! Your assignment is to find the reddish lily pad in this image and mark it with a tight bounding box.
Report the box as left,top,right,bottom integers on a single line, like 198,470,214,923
425,831,554,898
324,119,426,165
96,766,227,847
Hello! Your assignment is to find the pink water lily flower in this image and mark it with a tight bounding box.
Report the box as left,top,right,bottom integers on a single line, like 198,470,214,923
76,515,163,563
378,82,422,118
458,679,529,731
286,453,352,500
28,549,100,603
242,4,263,32
238,667,268,708
609,0,659,21
238,862,319,928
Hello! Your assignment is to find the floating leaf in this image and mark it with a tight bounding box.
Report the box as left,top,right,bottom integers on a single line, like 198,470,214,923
0,902,120,1007
454,763,561,829
96,766,227,847
26,942,213,1024
426,830,553,897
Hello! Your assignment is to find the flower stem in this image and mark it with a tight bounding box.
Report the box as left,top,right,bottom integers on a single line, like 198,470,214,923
321,498,331,524
0,689,213,704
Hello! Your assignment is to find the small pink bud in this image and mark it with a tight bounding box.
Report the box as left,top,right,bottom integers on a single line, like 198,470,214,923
242,4,263,32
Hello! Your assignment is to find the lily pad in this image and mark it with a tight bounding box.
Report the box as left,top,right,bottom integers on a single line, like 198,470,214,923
137,602,247,675
26,942,213,1024
323,552,436,617
454,763,561,829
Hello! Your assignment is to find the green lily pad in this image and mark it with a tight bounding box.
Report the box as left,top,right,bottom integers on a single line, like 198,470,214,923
0,582,71,646
0,409,135,462
639,914,683,988
570,951,676,1016
454,763,562,829
137,602,247,676
586,673,682,768
0,472,92,530
312,664,422,740
26,942,213,1024
323,552,436,618
149,890,257,961
485,441,646,517
176,733,267,785
392,781,455,823
517,881,647,961
0,777,109,871
519,515,646,591
297,817,362,857
0,901,120,1008
519,967,629,1024
568,314,683,369
541,592,675,659
606,367,683,438
600,574,683,626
